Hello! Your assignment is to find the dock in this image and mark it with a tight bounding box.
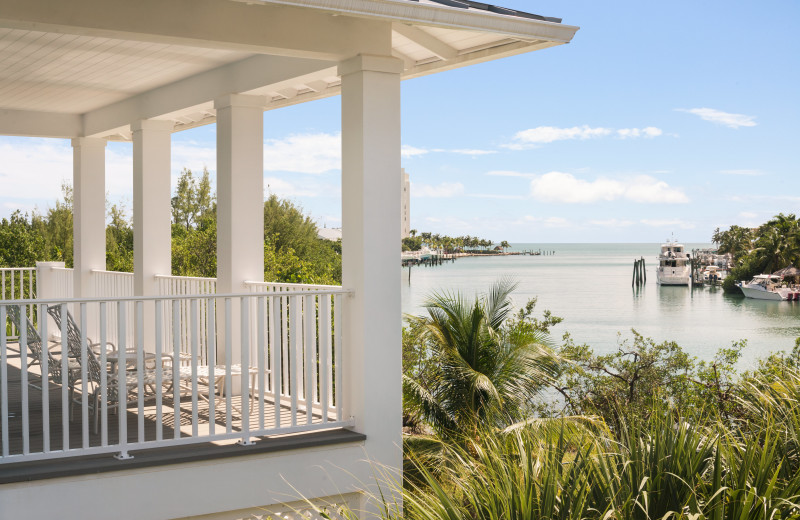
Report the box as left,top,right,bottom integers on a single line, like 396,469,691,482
690,248,733,286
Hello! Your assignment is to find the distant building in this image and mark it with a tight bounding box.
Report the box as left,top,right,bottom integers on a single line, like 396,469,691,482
401,168,411,239
317,226,343,241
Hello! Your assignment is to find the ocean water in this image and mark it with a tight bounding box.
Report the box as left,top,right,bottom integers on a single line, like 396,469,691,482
400,243,800,367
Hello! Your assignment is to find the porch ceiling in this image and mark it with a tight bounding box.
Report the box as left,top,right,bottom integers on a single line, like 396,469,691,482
0,0,578,140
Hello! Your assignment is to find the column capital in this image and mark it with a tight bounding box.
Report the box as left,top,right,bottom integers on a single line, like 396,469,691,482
213,94,268,110
131,119,174,134
71,137,107,149
338,54,404,77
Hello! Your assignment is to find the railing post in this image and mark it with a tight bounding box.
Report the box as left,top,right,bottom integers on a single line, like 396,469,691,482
35,262,66,340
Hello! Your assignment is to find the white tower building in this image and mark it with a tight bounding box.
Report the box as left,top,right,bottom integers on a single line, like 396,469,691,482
401,168,411,239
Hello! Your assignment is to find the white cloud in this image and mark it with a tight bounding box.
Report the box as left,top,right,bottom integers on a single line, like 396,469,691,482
0,139,74,203
641,219,695,229
486,170,536,178
263,133,341,173
720,169,765,176
264,176,339,198
445,149,497,156
505,125,665,149
404,146,496,157
616,127,663,139
522,215,572,228
529,172,688,204
543,217,570,228
467,193,526,200
401,145,429,158
676,108,757,128
172,142,216,174
412,182,465,198
739,211,758,219
506,125,612,148
589,218,635,227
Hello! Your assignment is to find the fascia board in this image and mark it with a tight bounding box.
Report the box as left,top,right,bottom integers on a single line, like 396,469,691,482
233,0,580,43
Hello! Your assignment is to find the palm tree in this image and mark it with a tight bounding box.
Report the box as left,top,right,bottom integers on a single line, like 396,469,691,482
403,279,560,439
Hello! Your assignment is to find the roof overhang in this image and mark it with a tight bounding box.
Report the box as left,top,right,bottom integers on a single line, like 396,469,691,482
0,0,579,140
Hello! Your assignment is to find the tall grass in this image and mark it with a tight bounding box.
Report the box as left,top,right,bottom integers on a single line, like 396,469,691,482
326,371,800,520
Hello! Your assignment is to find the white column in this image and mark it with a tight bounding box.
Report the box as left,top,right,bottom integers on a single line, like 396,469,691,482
215,94,266,368
71,138,106,299
132,119,173,354
132,119,173,297
339,55,403,477
215,94,266,293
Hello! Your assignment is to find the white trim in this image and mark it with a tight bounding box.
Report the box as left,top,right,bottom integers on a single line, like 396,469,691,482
238,0,579,42
0,109,82,139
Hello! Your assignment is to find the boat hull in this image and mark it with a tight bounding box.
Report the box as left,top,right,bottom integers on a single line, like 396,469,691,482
656,269,691,286
740,285,787,301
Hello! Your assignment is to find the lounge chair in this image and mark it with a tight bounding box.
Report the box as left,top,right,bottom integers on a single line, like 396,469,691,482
5,304,75,392
46,305,172,434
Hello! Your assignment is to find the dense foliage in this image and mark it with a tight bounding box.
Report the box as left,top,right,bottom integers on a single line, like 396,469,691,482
714,213,800,292
0,168,342,285
383,281,800,519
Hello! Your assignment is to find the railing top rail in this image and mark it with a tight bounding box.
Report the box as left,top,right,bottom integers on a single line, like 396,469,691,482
154,274,218,281
244,280,343,290
0,288,352,305
0,267,35,271
90,269,134,276
49,266,73,271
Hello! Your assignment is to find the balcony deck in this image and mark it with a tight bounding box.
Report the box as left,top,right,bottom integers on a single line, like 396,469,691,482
1,344,360,483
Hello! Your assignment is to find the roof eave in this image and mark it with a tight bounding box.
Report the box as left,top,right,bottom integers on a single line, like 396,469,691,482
232,0,580,44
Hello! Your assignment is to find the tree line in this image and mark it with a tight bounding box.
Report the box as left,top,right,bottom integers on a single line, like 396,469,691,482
713,213,800,291
403,229,510,253
0,168,341,285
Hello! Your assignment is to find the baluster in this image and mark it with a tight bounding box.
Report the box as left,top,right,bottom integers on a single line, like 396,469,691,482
334,294,343,422
320,295,331,423
270,295,281,430
39,304,50,451
1,306,9,457
19,305,29,455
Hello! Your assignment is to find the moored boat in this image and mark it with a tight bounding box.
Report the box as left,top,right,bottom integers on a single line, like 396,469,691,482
657,240,691,286
702,265,724,284
738,274,795,301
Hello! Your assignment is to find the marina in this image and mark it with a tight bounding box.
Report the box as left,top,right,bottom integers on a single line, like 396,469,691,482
401,243,800,368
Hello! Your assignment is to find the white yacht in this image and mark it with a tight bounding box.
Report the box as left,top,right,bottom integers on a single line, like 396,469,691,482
656,240,691,286
738,275,792,301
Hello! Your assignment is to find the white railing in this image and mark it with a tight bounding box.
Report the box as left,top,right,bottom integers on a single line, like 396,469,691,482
245,281,344,412
1,268,36,338
156,274,217,366
245,280,342,293
156,273,217,297
90,269,134,298
50,267,73,300
0,289,349,464
90,269,134,347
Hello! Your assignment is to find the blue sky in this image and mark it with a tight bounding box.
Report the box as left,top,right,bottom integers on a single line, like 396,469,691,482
1,0,797,243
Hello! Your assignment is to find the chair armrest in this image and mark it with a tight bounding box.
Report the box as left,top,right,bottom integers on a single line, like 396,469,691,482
160,352,192,366
89,341,119,356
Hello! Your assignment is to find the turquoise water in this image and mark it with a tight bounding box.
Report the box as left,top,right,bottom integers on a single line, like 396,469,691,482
400,243,800,367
